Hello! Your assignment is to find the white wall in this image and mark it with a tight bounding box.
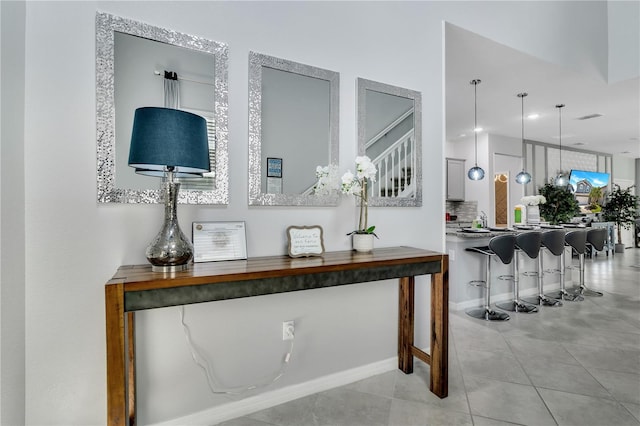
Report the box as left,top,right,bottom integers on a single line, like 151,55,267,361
11,1,617,424
608,0,640,83
613,155,636,182
0,1,26,424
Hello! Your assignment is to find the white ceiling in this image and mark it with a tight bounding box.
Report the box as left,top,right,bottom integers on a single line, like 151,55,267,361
445,24,640,159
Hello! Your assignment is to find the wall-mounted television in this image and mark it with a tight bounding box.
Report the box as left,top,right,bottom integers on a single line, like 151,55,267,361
568,169,610,206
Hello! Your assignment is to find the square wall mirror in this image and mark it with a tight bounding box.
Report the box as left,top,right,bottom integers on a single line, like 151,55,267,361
96,12,229,204
248,51,339,206
357,78,422,207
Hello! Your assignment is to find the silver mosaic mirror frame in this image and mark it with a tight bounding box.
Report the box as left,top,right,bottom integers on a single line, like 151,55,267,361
96,12,229,204
357,78,422,207
248,51,340,206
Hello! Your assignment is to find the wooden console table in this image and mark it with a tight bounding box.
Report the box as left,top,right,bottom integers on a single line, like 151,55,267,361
105,246,449,425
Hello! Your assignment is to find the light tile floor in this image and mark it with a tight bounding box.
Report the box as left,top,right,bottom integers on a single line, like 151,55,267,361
220,248,640,426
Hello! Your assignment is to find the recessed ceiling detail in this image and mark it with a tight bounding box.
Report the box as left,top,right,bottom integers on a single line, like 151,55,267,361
576,113,603,120
445,24,639,157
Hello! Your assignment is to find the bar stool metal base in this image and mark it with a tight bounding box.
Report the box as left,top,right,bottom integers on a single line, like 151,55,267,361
570,286,603,297
547,289,584,302
495,300,538,313
466,307,510,321
522,295,563,307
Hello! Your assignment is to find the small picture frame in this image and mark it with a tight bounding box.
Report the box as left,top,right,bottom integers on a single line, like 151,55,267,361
286,225,324,258
192,221,247,262
267,157,283,178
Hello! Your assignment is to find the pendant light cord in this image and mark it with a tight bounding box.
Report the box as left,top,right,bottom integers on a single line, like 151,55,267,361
557,104,565,171
474,81,478,166
559,107,562,168
521,94,525,155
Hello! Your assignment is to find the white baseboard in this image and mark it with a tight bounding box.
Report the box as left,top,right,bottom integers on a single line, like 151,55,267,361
151,357,398,426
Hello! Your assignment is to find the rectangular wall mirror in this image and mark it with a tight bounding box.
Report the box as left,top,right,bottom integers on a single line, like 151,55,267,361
357,78,422,207
248,51,339,206
96,12,229,204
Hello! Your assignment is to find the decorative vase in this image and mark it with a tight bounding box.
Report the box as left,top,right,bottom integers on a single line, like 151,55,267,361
352,233,374,252
527,205,540,225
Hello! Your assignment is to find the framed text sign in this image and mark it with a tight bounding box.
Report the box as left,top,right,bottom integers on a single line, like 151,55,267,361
286,225,324,257
192,221,247,262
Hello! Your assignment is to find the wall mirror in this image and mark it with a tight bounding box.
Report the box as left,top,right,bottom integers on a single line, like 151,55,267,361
96,12,229,204
357,78,422,207
248,51,339,206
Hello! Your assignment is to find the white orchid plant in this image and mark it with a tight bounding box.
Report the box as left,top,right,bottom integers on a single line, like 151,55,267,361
314,156,378,236
521,195,547,206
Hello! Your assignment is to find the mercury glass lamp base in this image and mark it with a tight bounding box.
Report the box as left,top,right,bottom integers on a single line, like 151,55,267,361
146,179,194,272
152,263,190,273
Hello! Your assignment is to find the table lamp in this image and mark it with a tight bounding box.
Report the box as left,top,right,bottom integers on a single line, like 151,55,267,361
128,107,210,272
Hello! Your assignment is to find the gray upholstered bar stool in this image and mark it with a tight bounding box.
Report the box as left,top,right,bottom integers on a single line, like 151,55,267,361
544,229,582,302
567,228,605,297
523,230,563,306
465,234,515,321
496,232,539,313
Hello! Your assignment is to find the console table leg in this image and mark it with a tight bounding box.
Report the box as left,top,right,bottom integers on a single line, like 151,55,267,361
127,312,136,426
430,257,449,398
398,276,415,374
106,283,126,426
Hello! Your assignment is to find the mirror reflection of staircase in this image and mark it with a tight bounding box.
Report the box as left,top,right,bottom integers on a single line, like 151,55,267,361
380,167,412,197
367,107,416,198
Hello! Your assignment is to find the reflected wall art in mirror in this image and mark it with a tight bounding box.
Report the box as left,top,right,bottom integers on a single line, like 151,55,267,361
357,78,422,207
248,51,339,206
96,12,229,204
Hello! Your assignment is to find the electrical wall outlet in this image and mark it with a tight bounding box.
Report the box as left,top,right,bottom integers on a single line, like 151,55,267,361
282,320,295,340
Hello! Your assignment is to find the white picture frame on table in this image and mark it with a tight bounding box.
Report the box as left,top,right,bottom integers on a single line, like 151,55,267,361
192,221,247,262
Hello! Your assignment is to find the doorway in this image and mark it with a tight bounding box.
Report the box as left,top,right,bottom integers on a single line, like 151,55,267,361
494,173,509,227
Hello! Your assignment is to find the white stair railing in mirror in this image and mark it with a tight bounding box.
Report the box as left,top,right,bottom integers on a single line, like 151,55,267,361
371,129,415,198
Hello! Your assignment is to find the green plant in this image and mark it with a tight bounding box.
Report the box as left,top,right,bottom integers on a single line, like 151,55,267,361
538,182,580,225
588,203,602,213
589,186,603,205
601,184,639,244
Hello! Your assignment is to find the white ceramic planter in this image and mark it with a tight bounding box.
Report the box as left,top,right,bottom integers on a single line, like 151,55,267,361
352,233,374,252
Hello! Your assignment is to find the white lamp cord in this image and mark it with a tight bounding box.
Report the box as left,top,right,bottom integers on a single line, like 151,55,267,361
179,306,295,396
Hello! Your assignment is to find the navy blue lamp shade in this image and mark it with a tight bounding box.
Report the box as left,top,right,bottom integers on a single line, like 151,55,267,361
128,107,210,177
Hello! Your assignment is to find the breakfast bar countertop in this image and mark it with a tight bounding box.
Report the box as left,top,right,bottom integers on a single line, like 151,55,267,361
445,224,574,239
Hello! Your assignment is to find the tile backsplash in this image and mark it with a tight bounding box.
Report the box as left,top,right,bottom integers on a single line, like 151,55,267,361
446,201,477,222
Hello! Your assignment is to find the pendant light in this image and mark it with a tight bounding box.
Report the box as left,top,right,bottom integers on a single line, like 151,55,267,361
467,79,485,180
554,104,569,187
515,92,532,184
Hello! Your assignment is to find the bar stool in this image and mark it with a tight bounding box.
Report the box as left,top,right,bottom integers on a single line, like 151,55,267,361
465,234,515,321
496,232,539,313
523,230,563,307
544,229,582,302
569,228,605,297
564,229,603,297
